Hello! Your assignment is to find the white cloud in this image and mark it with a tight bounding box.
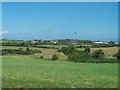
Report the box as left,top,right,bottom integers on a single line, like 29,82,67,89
0,31,8,35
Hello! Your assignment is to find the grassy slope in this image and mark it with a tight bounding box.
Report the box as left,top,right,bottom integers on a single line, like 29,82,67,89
2,56,118,88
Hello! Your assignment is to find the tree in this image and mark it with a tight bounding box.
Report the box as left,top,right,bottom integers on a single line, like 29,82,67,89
108,41,115,45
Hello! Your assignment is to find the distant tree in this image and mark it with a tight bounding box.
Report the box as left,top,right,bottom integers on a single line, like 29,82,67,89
108,41,115,45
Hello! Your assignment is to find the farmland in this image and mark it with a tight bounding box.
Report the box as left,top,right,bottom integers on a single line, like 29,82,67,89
1,40,119,88
2,56,118,88
1,45,118,59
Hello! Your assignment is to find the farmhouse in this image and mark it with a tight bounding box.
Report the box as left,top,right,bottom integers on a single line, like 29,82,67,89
72,42,78,45
32,40,39,44
50,40,58,44
94,41,108,44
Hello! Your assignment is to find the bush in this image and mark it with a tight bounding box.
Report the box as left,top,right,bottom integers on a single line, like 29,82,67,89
57,46,76,55
68,52,80,62
116,49,120,60
52,54,59,61
33,50,42,53
92,49,104,59
117,49,120,59
18,47,23,51
68,51,92,62
79,45,83,48
26,47,30,51
40,56,43,59
84,47,90,53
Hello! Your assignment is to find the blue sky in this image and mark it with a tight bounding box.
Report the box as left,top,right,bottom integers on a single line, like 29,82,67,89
2,2,118,41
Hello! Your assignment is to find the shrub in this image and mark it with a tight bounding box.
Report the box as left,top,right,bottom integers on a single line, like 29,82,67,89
68,51,92,62
18,47,23,51
40,56,43,59
79,45,83,48
84,47,90,53
92,49,104,59
52,54,59,61
26,47,30,51
33,50,42,53
68,53,80,62
116,49,120,60
57,46,76,55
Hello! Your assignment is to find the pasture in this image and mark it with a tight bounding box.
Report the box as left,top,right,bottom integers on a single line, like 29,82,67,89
2,56,118,88
1,46,118,59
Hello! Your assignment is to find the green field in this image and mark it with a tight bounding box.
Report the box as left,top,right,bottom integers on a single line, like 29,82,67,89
2,56,118,88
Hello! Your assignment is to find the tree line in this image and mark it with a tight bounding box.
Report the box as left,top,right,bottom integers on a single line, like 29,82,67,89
1,47,42,55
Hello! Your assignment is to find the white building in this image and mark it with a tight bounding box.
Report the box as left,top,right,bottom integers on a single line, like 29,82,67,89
94,41,108,44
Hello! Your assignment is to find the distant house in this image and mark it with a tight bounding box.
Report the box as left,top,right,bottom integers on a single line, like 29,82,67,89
72,42,78,45
32,40,39,44
94,41,108,44
32,41,36,44
94,42,103,44
50,40,58,44
53,41,57,44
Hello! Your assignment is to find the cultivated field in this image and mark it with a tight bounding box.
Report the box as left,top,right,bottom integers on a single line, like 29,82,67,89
2,56,118,88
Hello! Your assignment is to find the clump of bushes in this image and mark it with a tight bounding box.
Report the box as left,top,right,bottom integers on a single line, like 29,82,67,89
92,49,105,59
58,46,92,62
84,47,90,53
40,56,43,59
68,51,91,62
113,49,120,62
57,46,115,63
52,54,59,61
117,49,120,60
57,46,78,55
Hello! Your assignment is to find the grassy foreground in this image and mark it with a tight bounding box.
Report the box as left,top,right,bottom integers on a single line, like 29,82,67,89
2,56,118,88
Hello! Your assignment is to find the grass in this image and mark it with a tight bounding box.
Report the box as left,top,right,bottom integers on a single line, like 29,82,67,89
2,56,118,88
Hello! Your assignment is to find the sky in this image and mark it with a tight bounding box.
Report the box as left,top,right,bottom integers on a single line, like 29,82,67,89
2,2,118,41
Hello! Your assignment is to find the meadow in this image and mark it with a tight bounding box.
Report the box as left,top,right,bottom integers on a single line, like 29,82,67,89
1,43,119,88
2,55,118,88
1,46,118,60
